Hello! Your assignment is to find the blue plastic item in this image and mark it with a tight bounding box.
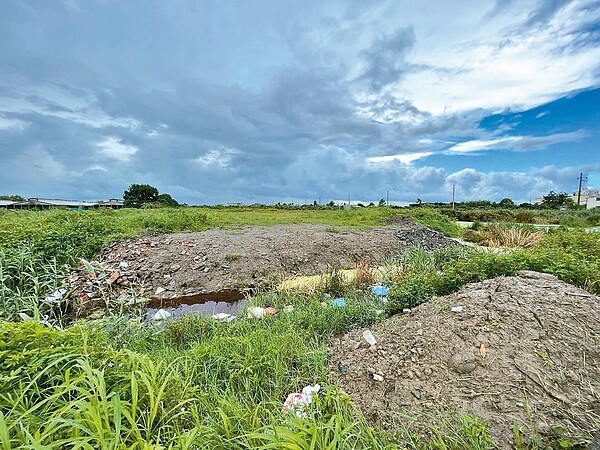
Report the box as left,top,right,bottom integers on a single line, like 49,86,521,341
331,298,346,308
371,285,388,297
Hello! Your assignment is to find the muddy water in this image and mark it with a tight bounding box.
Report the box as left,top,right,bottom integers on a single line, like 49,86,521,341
146,290,246,320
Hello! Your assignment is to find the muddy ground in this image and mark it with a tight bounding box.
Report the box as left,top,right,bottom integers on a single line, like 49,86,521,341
329,271,600,448
70,219,459,308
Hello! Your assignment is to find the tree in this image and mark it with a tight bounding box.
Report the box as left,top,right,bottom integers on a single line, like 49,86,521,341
498,198,515,208
541,191,570,209
378,198,386,207
156,193,179,207
0,195,25,202
123,184,159,208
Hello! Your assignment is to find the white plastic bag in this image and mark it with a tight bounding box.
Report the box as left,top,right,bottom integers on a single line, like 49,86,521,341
281,384,321,417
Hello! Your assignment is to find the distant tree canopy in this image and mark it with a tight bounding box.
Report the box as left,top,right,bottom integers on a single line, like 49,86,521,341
156,193,179,207
0,195,25,202
123,184,178,208
541,191,571,209
498,198,516,208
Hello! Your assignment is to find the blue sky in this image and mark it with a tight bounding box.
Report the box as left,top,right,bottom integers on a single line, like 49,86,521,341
0,0,599,204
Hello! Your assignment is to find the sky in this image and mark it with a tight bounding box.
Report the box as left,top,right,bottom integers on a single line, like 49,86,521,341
1,0,599,205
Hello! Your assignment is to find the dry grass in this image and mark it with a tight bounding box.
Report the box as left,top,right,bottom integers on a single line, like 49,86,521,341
481,225,543,248
355,261,375,287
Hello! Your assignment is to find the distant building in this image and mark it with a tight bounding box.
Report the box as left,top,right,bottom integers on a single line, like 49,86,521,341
98,199,124,209
587,197,600,209
0,198,123,210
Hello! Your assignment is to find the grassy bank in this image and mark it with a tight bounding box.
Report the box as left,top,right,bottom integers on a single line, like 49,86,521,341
1,207,599,448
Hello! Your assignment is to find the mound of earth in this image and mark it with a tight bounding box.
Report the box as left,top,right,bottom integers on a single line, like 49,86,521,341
329,271,600,448
68,219,460,310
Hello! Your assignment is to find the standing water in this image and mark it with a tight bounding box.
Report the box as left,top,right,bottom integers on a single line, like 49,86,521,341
146,289,246,321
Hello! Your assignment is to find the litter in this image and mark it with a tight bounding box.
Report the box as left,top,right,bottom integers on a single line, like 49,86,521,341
371,285,388,297
264,307,278,315
283,305,294,313
248,306,265,318
362,329,377,346
402,308,411,314
151,309,171,321
451,306,463,313
119,261,129,269
212,312,232,322
155,287,166,296
373,373,384,382
331,298,346,308
45,288,67,303
282,384,320,417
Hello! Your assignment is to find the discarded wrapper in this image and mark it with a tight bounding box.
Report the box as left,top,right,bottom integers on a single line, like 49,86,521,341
151,308,171,321
362,329,377,346
281,384,321,417
371,285,388,297
331,298,346,308
451,306,463,313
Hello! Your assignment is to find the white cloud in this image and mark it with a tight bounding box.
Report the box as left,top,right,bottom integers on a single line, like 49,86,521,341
96,137,138,161
448,130,587,153
448,137,522,153
368,151,433,164
535,111,549,119
193,147,237,168
376,0,600,115
0,116,27,131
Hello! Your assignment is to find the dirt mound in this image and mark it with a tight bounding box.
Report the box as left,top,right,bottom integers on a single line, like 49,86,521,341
388,215,462,251
67,220,459,310
329,271,600,448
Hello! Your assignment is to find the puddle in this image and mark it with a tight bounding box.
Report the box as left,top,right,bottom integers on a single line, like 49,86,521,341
146,289,247,321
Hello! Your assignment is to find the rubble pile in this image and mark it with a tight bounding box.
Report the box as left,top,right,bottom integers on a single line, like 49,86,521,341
65,237,216,316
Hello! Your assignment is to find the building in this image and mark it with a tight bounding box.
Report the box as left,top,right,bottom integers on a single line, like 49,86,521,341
0,198,123,210
587,197,600,209
97,199,124,209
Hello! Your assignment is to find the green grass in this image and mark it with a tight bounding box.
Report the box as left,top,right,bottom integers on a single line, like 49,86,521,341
1,207,598,448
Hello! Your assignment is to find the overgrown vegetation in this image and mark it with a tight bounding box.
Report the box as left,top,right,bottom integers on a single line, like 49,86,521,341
0,207,598,448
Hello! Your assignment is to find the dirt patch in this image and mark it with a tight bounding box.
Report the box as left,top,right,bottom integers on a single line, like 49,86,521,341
329,271,600,448
68,220,460,311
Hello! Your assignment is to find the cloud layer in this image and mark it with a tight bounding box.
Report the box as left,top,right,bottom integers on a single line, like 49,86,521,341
0,0,599,204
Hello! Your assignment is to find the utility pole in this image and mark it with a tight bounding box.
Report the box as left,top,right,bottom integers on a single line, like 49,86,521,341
452,184,456,210
348,194,351,206
386,190,389,206
576,172,588,208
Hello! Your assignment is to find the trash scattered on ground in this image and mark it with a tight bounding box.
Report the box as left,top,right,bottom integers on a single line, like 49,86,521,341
45,288,67,303
362,329,377,346
402,308,411,314
371,285,388,297
329,271,600,448
450,305,463,313
282,384,321,418
248,306,266,318
372,373,384,382
331,298,346,308
211,312,234,322
264,306,278,315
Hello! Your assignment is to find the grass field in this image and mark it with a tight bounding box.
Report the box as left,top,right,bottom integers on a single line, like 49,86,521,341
0,206,598,449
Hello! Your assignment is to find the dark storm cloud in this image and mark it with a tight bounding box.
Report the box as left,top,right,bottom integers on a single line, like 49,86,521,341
1,0,599,204
359,27,416,91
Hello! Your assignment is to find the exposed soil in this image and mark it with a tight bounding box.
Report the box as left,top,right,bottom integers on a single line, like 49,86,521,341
68,219,460,312
329,271,600,448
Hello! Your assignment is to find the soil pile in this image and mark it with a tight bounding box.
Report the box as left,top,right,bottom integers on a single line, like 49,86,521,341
329,271,600,448
389,215,462,251
67,220,458,308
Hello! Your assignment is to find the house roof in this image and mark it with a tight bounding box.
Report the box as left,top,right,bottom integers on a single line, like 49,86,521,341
0,200,16,206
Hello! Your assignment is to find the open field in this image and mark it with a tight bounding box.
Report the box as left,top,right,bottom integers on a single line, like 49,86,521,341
1,207,599,449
